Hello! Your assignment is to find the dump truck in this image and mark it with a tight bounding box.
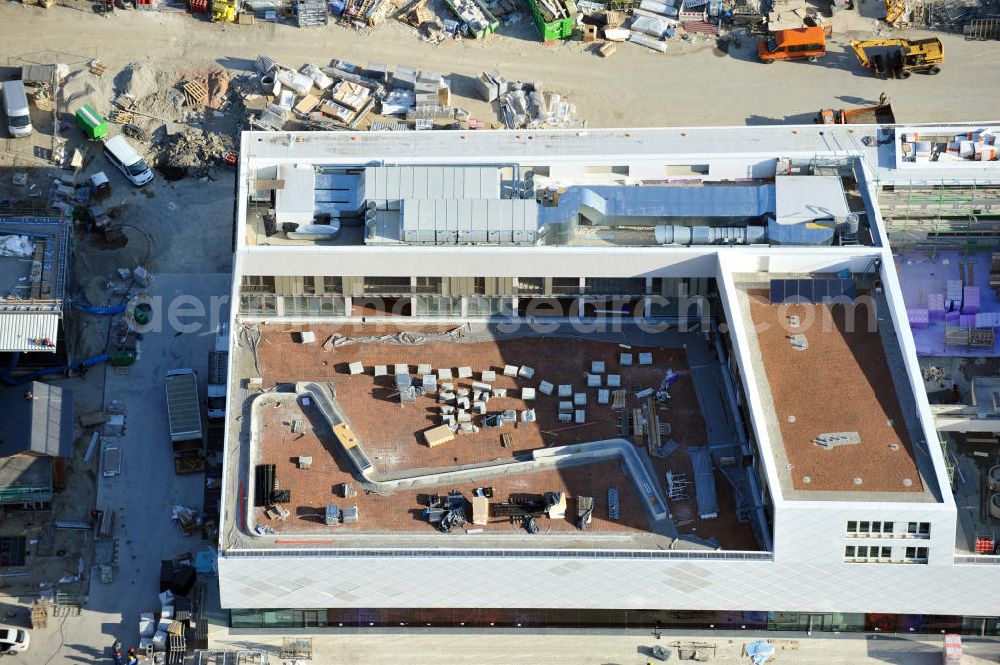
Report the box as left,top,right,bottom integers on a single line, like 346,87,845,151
816,101,895,125
166,369,205,474
850,37,943,78
758,25,832,63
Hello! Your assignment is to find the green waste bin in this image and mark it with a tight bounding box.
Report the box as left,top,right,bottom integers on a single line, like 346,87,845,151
75,104,109,140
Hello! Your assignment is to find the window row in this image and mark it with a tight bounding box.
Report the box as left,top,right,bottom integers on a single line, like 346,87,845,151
844,545,928,563
241,276,705,297
230,608,1000,635
846,521,930,538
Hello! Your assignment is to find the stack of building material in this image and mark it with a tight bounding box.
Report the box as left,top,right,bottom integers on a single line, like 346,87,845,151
498,81,579,130
444,0,499,37
908,308,930,329
629,31,669,50
961,286,980,315
765,0,811,29
296,0,329,25
381,89,416,115
475,70,506,102
927,293,946,319
946,279,964,311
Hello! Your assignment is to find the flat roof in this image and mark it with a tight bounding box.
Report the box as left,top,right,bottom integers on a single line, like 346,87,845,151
240,125,1000,186
238,324,760,551
741,284,935,499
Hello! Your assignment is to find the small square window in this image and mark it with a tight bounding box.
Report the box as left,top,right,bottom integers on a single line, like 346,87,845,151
845,546,856,558
847,521,858,533
871,522,882,534
918,547,928,559
881,547,891,558
860,521,871,533
883,522,893,534
857,546,868,558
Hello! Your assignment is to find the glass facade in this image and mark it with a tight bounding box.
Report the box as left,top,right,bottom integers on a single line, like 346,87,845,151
230,608,1000,635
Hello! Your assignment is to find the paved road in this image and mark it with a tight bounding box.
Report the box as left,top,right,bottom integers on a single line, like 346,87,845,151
208,629,1000,664
1,5,999,127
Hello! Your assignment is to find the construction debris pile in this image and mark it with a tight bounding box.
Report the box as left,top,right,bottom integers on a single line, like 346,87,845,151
59,61,240,177
476,71,580,129
900,129,1000,163
154,129,235,171
927,0,1000,33
572,0,720,53
247,55,479,131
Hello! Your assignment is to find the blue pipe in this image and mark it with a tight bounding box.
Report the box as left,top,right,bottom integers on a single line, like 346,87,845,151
74,302,127,315
2,354,109,386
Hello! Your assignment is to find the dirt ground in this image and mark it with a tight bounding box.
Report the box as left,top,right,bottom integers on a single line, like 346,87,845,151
252,325,760,549
747,290,924,494
2,5,1000,131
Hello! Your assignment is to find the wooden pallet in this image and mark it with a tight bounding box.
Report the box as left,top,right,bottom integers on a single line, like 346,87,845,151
109,109,133,124
175,455,206,474
500,432,513,448
90,63,107,77
30,601,49,629
183,80,209,107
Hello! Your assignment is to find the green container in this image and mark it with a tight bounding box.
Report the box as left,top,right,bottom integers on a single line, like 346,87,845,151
133,302,153,326
75,104,109,140
527,0,574,41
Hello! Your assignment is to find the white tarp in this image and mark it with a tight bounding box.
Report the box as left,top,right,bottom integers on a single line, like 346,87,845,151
0,235,34,258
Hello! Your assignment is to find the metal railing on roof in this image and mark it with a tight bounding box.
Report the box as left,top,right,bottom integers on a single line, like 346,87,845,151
222,548,773,562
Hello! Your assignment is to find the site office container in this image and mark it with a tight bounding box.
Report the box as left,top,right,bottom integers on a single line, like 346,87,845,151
75,104,109,140
527,0,576,41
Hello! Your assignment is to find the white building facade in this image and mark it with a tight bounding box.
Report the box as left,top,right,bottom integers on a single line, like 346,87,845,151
218,126,1000,635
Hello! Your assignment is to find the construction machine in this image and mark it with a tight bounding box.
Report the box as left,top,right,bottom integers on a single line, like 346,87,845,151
850,38,943,78
816,98,895,125
211,0,236,21
884,0,907,25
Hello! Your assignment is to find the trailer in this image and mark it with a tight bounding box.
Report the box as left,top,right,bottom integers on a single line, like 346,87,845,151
166,369,203,442
166,369,204,474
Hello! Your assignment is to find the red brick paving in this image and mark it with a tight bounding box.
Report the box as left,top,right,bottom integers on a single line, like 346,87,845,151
253,324,761,549
748,290,923,493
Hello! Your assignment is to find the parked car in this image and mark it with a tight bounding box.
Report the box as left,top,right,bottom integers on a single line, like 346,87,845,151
0,628,30,654
103,135,153,187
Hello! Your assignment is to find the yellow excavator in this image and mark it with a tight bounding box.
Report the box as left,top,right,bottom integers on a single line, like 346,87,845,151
211,0,236,21
850,38,943,78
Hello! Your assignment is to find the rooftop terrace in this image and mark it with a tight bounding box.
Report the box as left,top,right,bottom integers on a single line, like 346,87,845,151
239,324,761,551
735,278,940,502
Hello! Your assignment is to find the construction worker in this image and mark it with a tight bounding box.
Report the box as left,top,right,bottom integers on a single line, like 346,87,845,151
127,647,138,665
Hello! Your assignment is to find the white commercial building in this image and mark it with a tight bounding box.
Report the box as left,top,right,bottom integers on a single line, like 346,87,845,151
217,125,1000,635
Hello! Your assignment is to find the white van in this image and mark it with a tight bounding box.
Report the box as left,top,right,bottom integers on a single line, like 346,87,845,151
103,135,154,187
2,80,32,138
0,627,29,654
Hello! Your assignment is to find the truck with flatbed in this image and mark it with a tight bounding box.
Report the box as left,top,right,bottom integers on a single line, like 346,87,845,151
166,368,205,474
